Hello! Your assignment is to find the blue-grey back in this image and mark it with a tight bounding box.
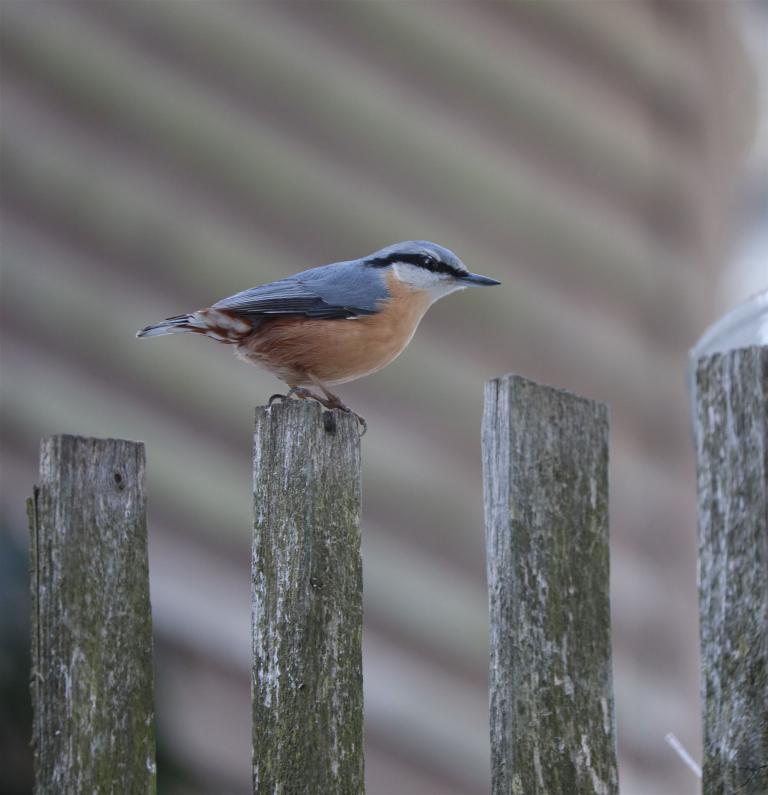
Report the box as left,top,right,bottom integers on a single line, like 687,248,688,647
212,258,389,319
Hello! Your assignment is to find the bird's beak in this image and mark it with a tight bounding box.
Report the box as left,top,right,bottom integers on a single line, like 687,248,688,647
461,272,500,286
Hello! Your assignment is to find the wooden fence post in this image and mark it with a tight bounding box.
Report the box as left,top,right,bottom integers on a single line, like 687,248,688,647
28,435,156,793
482,374,618,795
694,346,768,795
251,401,364,794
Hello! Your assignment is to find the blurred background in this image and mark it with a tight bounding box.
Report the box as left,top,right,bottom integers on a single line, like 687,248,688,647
1,2,766,794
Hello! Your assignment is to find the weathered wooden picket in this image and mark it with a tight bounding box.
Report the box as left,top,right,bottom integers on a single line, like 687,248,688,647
694,347,768,795
251,403,364,793
28,437,156,794
26,346,767,794
482,376,617,794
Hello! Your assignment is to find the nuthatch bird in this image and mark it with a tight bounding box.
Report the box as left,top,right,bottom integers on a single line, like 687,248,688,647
137,241,499,428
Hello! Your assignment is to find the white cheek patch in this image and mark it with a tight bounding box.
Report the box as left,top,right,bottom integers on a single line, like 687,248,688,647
392,262,440,289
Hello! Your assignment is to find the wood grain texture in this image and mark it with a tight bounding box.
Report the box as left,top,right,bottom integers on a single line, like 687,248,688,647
252,401,363,794
694,347,768,795
482,374,618,795
28,435,156,794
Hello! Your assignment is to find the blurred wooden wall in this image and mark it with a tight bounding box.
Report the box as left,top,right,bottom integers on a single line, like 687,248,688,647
0,3,753,794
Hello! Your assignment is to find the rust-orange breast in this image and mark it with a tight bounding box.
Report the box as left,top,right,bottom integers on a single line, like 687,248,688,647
236,272,432,386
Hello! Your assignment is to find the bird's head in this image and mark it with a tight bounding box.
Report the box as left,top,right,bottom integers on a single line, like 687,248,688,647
364,241,500,303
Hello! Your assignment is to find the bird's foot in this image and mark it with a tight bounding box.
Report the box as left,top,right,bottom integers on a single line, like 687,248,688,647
267,386,316,406
267,391,290,406
268,387,366,435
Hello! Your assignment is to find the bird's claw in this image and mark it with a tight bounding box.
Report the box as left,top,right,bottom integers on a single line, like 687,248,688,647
322,399,367,437
323,402,367,436
268,386,311,406
268,392,289,407
351,412,367,436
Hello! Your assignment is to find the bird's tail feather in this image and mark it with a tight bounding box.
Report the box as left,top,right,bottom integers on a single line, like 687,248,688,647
136,314,204,338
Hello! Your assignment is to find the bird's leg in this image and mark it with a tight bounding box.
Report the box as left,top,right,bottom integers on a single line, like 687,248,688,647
308,375,367,436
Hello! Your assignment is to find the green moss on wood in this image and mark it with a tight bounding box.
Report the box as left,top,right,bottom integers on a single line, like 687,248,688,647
695,348,768,795
29,435,156,795
483,375,618,795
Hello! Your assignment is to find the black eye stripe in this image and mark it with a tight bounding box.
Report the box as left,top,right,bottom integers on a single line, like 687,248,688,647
366,252,464,278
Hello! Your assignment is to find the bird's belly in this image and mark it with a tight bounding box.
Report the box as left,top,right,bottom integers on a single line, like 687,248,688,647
237,286,431,386
311,317,419,385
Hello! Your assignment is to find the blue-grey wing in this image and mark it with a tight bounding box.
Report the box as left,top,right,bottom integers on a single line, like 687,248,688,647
212,277,348,319
212,261,389,319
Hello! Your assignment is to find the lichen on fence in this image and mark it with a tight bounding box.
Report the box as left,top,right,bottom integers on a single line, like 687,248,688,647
482,374,618,795
694,346,768,795
251,401,364,794
29,435,156,794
